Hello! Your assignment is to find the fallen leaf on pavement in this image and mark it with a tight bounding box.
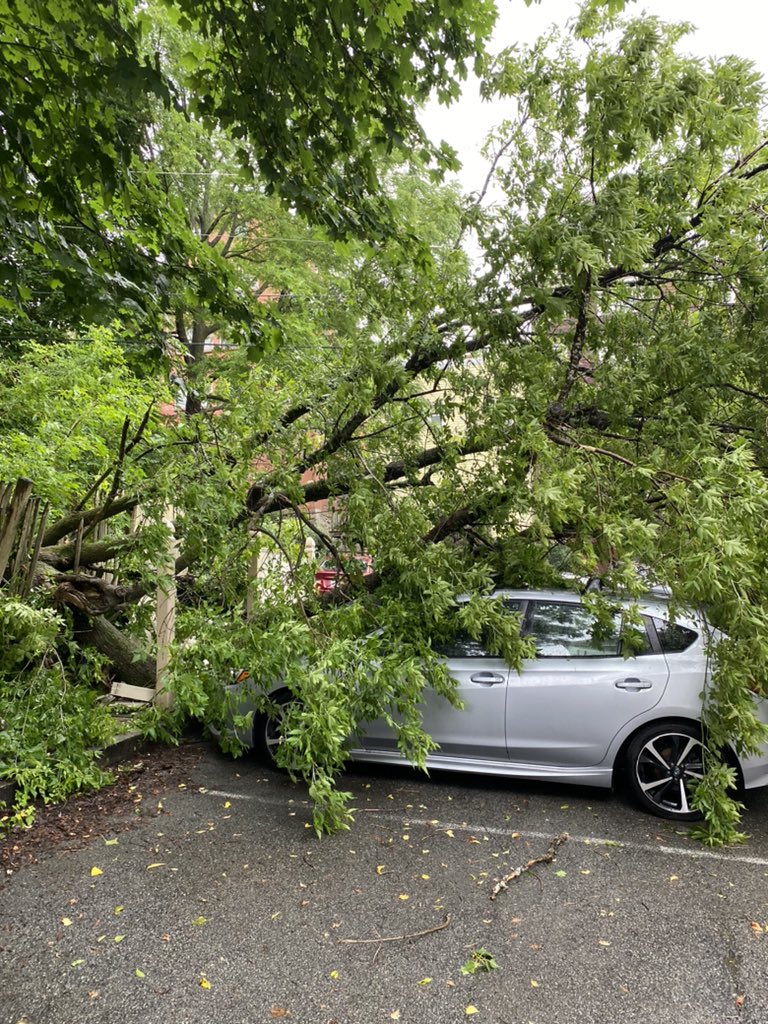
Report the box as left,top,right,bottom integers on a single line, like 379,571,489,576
199,977,211,990
146,863,165,870
465,1006,479,1015
90,867,103,877
135,968,145,978
61,918,73,927
269,1008,289,1019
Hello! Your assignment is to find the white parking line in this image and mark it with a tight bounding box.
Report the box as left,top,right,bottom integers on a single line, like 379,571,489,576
200,788,768,867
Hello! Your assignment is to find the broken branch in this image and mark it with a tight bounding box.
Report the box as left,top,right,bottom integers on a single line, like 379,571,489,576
489,833,569,900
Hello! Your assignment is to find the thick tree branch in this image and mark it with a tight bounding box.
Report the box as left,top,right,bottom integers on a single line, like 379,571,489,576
556,269,591,405
247,438,490,519
38,538,135,572
43,494,140,547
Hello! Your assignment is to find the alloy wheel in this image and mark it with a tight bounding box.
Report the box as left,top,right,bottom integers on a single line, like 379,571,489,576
634,731,704,816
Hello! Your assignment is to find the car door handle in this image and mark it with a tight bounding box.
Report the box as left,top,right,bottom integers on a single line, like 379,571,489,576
615,677,652,690
470,672,506,686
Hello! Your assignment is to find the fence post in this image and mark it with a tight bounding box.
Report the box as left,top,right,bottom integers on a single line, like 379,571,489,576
0,478,35,582
154,504,178,708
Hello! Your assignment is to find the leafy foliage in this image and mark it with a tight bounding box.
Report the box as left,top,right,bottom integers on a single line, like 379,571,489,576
6,2,768,848
0,0,496,343
0,599,114,830
460,948,499,975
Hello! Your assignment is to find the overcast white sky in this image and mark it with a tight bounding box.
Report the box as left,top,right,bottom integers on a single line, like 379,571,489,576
422,0,768,196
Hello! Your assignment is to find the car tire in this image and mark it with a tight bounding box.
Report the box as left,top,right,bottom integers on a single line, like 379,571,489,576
624,722,706,821
252,690,298,768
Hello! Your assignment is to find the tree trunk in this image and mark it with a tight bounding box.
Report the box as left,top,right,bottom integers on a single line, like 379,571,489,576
72,612,157,690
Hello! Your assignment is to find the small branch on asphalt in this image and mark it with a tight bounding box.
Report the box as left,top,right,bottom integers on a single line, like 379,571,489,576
489,833,569,901
338,914,451,944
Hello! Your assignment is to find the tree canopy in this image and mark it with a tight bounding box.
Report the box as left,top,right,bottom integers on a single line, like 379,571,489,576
0,0,495,340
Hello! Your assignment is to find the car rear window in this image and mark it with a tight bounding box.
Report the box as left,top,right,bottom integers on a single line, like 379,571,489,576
651,617,698,653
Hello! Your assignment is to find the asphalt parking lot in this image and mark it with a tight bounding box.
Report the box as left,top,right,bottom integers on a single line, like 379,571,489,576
4,744,768,1024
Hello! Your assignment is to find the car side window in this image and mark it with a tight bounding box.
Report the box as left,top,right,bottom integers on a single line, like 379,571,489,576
434,599,522,659
651,617,698,653
435,632,490,659
525,601,621,657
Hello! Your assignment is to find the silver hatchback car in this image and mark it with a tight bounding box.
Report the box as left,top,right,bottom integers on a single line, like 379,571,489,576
221,589,768,822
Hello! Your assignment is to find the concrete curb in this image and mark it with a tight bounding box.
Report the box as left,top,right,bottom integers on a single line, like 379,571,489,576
96,729,150,768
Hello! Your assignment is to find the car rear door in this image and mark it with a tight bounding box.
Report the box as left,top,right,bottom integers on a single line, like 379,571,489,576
505,599,670,767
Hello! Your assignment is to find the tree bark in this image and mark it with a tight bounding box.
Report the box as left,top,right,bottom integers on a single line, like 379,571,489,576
38,537,134,571
72,613,156,690
52,573,146,613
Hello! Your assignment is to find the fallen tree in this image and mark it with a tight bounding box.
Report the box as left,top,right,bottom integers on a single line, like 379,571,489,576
5,7,768,844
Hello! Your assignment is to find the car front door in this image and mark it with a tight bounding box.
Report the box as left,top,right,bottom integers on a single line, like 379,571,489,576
360,622,515,763
505,600,670,767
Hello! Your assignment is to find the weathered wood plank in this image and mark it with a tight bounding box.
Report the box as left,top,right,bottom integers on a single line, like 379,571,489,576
0,478,34,581
21,501,50,598
110,681,155,703
10,496,39,587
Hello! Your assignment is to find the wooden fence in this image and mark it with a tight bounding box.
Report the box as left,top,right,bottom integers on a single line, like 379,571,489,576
0,478,50,597
1,477,176,705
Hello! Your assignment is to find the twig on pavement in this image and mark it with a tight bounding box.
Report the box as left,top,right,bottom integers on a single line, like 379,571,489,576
338,914,451,944
489,832,569,900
